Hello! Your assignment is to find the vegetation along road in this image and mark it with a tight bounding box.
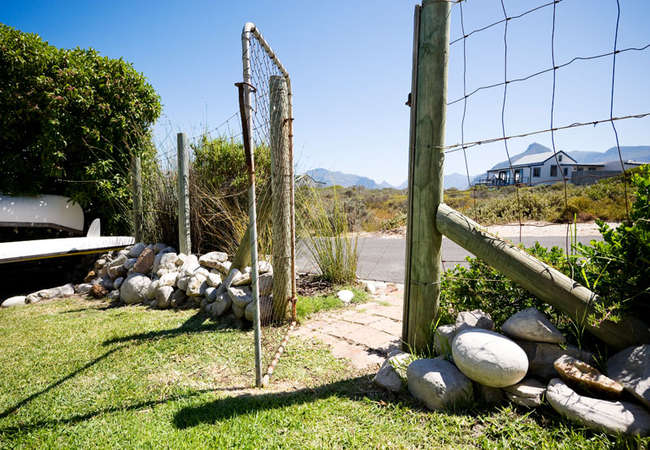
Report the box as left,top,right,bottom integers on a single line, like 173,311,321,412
297,231,603,283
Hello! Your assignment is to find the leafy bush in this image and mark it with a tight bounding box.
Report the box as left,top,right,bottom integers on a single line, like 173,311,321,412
577,165,650,323
0,24,161,234
439,243,572,330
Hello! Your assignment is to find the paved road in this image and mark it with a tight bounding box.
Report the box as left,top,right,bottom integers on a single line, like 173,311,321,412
297,234,601,283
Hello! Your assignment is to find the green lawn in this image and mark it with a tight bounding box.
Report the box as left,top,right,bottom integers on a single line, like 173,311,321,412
0,297,645,449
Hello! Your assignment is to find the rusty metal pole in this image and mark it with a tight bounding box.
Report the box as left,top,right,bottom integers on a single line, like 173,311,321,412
236,80,263,387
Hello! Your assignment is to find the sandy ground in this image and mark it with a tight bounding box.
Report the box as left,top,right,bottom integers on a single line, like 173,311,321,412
357,221,620,239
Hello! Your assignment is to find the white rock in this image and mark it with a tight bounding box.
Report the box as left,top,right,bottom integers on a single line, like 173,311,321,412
546,378,650,436
374,352,412,392
186,274,208,297
176,275,190,292
360,279,384,295
75,283,93,295
231,270,251,286
337,290,354,304
228,286,253,308
211,260,232,275
257,260,272,274
179,254,200,276
455,309,494,331
1,296,27,307
607,344,650,410
504,378,546,408
108,290,120,301
26,283,74,303
199,251,229,268
434,324,457,358
154,252,178,275
205,272,222,288
128,242,146,258
119,274,152,304
452,328,528,388
155,285,174,308
145,280,158,301
502,307,565,344
158,272,178,287
113,277,124,290
407,358,474,410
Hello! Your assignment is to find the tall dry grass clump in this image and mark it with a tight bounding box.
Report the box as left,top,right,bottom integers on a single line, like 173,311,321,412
297,183,358,284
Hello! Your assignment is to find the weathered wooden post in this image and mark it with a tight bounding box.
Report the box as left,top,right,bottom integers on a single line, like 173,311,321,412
403,0,451,352
130,154,143,242
177,133,191,255
269,75,292,323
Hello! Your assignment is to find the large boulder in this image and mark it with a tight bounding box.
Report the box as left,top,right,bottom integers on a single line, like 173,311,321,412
452,328,528,388
107,254,128,279
1,296,27,307
206,272,222,288
607,345,650,410
374,352,412,392
502,307,565,344
206,291,232,317
554,355,623,398
546,378,650,436
133,248,155,274
503,378,546,408
199,251,229,269
119,274,152,304
158,271,178,287
407,358,473,411
515,341,594,380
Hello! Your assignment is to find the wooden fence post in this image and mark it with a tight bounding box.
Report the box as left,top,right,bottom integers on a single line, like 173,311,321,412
269,75,292,322
131,154,143,242
177,133,191,255
403,0,451,352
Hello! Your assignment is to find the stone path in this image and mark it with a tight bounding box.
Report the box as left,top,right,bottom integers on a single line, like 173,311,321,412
292,282,404,370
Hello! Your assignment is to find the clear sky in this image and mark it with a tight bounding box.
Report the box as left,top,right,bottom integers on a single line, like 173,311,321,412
2,0,649,186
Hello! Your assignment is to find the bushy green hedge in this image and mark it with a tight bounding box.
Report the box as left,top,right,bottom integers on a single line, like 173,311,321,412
0,24,161,234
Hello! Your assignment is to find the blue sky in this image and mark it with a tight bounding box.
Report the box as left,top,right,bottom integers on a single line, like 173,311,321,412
2,0,649,186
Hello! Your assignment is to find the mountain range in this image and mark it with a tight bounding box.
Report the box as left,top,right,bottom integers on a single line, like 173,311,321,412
304,143,650,190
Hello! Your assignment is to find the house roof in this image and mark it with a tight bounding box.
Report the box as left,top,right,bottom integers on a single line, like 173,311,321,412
487,151,577,171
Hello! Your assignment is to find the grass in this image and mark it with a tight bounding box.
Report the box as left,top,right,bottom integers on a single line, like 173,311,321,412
0,296,647,448
296,286,368,322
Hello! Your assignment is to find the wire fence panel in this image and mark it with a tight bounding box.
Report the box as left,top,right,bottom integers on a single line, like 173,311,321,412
442,0,649,254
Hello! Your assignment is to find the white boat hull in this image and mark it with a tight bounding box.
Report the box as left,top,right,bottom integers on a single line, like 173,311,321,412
0,194,84,233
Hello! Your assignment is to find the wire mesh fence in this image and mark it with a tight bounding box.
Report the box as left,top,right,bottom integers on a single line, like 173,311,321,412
442,0,649,255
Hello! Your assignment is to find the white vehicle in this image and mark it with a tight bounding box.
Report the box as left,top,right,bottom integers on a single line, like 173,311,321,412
0,194,134,264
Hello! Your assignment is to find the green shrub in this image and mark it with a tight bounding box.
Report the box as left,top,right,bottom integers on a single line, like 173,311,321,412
577,165,650,324
439,242,572,330
0,24,161,234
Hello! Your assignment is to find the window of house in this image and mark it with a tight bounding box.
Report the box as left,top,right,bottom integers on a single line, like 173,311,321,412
559,154,563,162
533,167,540,177
550,165,558,177
563,167,568,176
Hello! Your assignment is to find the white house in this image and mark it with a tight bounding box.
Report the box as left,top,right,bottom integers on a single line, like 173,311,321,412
484,151,580,186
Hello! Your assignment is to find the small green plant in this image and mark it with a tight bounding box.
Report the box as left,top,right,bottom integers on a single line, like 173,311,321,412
296,286,367,321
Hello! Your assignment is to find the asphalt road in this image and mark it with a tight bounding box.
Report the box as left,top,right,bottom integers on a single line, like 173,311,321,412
296,234,602,283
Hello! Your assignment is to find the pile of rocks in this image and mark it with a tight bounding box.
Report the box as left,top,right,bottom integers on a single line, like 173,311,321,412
1,283,76,308
375,307,650,436
76,242,274,322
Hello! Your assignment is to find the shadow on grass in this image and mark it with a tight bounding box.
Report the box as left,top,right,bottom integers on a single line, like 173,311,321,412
173,375,424,429
0,346,125,421
0,387,248,436
102,311,244,346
